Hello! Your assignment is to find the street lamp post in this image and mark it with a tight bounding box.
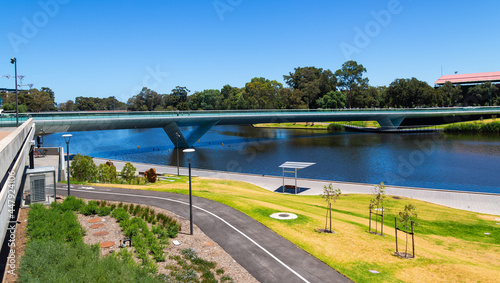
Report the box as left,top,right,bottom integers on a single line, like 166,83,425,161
176,132,180,176
183,148,195,235
10,57,18,127
62,134,72,196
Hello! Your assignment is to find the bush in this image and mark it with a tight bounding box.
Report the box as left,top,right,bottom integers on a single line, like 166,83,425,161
70,154,98,182
327,123,344,132
98,206,112,216
27,203,85,244
54,196,85,212
111,208,130,222
18,240,163,283
80,201,99,216
121,162,137,183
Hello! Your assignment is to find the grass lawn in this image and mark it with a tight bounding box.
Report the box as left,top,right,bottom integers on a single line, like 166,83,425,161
91,177,500,282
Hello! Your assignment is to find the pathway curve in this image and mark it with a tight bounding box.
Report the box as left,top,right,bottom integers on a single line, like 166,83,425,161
56,184,351,283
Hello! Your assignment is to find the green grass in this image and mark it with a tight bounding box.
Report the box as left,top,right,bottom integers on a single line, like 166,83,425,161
90,178,500,282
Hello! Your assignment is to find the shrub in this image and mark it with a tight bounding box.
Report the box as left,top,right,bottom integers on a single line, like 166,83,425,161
98,206,112,216
55,196,85,212
327,123,344,132
27,203,84,244
111,208,130,222
70,154,97,182
80,201,99,216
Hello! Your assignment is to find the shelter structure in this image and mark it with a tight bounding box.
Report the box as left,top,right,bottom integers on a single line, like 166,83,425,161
435,71,500,85
279,161,315,194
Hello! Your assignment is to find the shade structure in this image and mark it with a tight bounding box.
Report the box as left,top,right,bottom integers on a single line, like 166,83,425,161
279,162,315,194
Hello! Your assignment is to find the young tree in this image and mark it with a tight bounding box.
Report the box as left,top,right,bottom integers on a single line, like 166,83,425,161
398,204,418,258
320,184,341,233
97,163,117,183
369,182,387,235
121,162,136,183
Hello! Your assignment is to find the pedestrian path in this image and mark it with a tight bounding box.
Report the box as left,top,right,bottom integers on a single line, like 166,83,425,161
57,184,351,283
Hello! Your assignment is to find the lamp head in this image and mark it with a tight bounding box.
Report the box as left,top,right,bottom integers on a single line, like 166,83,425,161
10,57,16,64
62,134,73,143
182,148,195,162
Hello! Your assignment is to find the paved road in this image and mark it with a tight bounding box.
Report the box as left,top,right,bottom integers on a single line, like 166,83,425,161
57,184,351,283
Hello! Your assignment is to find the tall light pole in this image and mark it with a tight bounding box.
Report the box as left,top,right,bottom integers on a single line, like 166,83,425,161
183,148,195,235
10,57,18,127
176,132,180,176
62,134,72,196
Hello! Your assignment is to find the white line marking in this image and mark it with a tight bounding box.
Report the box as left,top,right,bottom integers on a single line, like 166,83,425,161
69,188,310,283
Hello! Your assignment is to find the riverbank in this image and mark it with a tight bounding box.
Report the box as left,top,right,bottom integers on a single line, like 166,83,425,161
91,157,500,216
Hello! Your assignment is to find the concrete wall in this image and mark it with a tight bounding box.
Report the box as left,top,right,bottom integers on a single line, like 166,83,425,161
0,119,34,245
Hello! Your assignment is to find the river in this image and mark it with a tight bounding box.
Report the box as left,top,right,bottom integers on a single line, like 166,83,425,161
43,125,500,194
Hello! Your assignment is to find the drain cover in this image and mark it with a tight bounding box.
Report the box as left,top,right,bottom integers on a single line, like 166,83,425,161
270,212,298,220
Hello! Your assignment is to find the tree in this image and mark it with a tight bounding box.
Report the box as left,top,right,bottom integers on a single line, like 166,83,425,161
437,81,462,107
369,182,387,235
243,77,282,109
70,154,97,182
284,66,336,109
466,82,499,106
398,204,418,258
320,184,341,233
121,162,136,183
386,78,434,108
316,91,346,109
27,88,56,112
171,86,190,103
127,87,162,111
97,163,117,183
60,100,74,111
335,60,368,109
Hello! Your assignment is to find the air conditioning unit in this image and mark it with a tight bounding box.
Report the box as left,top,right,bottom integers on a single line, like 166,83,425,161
30,174,46,203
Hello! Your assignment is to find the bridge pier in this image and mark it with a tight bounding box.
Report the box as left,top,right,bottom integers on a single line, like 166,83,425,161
377,116,405,130
163,121,219,148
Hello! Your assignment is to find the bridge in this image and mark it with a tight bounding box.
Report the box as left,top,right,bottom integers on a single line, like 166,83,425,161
1,107,499,148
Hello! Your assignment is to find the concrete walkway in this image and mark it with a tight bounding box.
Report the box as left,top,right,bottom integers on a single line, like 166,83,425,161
56,184,351,283
92,158,500,216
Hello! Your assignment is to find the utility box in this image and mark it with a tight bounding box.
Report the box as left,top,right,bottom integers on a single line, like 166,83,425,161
22,166,56,207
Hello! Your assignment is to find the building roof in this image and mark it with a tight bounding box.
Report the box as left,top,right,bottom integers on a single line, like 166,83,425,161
435,71,500,85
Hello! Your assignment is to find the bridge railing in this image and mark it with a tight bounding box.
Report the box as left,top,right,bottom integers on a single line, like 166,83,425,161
0,106,499,123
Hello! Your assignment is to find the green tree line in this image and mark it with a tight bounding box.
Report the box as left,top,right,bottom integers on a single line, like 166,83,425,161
2,61,499,112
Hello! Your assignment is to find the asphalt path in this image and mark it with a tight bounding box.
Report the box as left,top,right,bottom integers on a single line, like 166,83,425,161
56,184,351,283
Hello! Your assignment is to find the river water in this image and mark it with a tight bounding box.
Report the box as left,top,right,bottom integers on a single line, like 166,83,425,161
43,125,500,194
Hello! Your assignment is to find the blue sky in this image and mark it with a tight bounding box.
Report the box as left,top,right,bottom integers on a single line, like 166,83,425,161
1,0,499,103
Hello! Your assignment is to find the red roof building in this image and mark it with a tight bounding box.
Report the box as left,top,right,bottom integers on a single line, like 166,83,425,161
435,71,500,85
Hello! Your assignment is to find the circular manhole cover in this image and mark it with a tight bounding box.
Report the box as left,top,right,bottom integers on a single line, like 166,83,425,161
270,212,298,220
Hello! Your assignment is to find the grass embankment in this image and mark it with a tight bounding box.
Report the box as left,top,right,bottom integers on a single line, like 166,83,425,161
254,121,380,130
91,177,500,282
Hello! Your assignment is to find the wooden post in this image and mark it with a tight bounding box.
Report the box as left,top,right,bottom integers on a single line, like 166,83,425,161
329,203,332,232
381,209,384,235
395,217,398,254
411,221,415,258
369,209,372,232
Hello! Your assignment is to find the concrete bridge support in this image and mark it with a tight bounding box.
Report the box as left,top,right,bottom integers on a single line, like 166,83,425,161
163,120,219,148
377,115,406,130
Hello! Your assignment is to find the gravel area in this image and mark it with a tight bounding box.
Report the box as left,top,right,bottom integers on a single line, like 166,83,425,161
76,197,258,283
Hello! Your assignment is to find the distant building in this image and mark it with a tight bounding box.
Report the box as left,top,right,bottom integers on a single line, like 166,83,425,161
435,71,500,86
